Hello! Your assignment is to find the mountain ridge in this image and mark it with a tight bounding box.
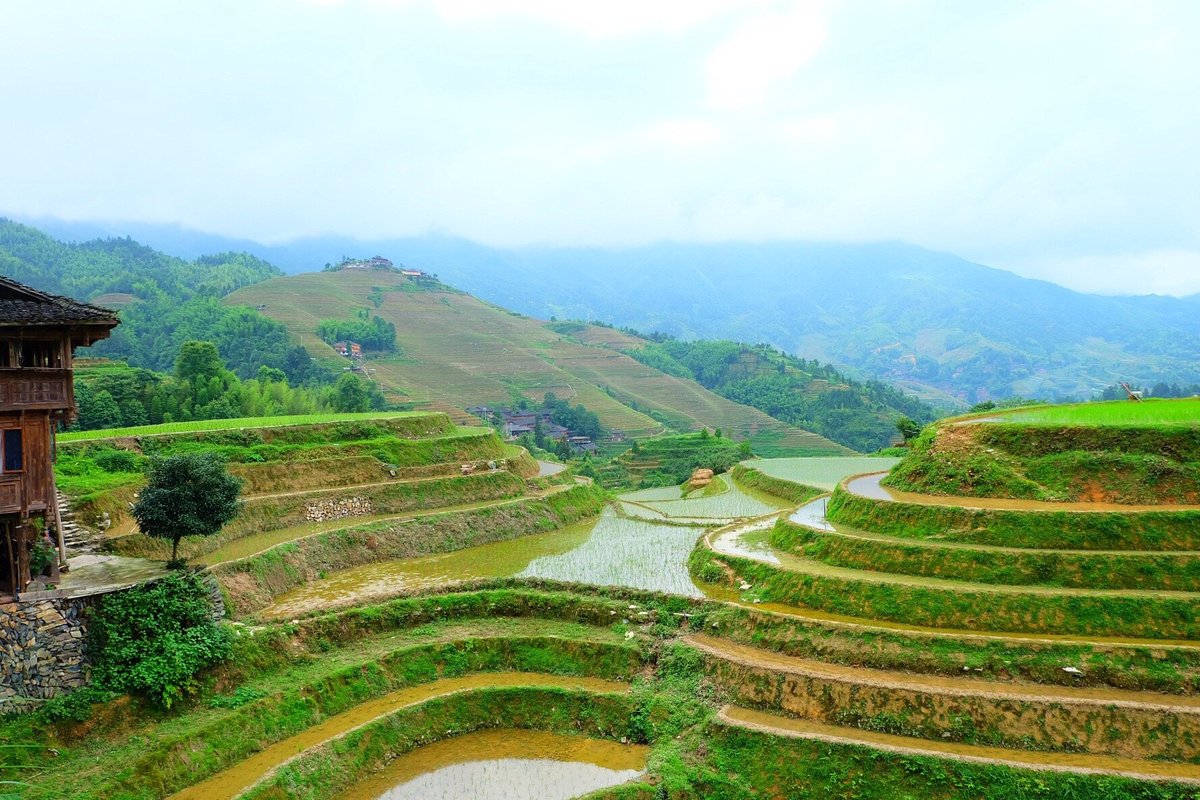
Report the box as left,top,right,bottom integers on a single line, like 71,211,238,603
11,215,1200,402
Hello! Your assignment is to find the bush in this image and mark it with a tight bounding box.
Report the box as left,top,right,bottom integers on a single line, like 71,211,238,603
93,448,143,474
88,572,232,708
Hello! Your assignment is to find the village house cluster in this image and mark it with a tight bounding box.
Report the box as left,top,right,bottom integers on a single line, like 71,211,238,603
466,405,625,455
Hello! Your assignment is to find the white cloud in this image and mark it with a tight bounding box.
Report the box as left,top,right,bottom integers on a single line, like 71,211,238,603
326,0,761,36
706,1,829,109
1006,251,1200,297
643,119,723,148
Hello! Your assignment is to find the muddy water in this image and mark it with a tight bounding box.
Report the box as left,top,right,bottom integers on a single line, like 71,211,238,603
335,729,647,800
847,472,1200,513
168,673,629,800
261,520,596,618
200,495,562,566
721,705,1200,784
263,506,711,618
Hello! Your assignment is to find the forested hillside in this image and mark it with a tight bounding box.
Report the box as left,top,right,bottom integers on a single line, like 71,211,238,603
624,336,933,452
0,219,322,383
30,221,1200,403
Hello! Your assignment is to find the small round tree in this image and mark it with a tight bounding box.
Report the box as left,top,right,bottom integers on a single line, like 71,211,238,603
132,453,242,566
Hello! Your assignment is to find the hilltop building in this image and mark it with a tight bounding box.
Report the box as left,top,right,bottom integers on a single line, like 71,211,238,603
0,277,117,599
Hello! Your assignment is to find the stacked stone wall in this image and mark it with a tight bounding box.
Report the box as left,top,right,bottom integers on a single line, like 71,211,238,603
303,496,374,522
0,597,89,704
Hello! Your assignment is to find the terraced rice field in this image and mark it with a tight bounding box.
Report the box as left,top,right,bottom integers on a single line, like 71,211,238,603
620,474,790,524
39,440,1200,798
745,456,901,490
990,398,1200,426
57,411,425,441
334,730,647,800
228,270,847,452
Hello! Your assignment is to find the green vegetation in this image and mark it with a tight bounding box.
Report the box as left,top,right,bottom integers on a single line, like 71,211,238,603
690,540,1200,639
0,219,325,383
69,347,383,435
316,312,398,352
885,422,1200,503
827,486,1200,550
215,483,608,615
228,269,849,455
702,723,1199,800
771,518,1200,591
626,337,936,452
600,431,750,489
131,454,243,563
58,410,424,442
88,572,231,708
729,464,823,505
10,586,1200,800
743,455,901,490
997,398,1200,426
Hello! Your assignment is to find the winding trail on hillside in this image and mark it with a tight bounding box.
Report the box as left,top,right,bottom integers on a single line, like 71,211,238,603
847,472,1200,513
718,706,1200,785
788,499,1200,558
687,634,1200,713
702,509,1200,650
167,673,630,800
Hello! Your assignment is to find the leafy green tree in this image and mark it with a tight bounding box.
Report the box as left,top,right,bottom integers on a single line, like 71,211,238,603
256,365,286,383
895,416,922,443
331,373,371,412
175,340,224,384
132,454,242,564
75,384,122,430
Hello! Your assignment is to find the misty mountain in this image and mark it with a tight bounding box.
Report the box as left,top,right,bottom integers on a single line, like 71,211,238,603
17,216,1200,403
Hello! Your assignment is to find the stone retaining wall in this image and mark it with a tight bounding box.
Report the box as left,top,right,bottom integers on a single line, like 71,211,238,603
0,597,89,703
304,495,374,522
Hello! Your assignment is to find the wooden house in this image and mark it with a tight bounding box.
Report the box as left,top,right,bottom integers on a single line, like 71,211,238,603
0,277,117,599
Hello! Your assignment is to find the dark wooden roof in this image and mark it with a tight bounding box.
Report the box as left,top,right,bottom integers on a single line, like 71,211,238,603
0,276,119,328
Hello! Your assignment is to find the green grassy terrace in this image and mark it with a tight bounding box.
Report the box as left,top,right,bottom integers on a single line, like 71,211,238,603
979,397,1200,427
58,411,432,442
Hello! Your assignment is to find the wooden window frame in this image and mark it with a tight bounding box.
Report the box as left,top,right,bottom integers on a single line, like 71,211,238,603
0,428,23,474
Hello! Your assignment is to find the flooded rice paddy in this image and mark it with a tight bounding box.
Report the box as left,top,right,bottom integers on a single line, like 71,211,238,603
335,729,647,800
260,461,864,618
264,509,707,617
168,673,627,800
519,510,706,596
619,474,791,524
746,456,900,490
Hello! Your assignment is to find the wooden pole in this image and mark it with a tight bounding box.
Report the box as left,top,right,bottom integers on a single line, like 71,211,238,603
4,521,16,601
50,425,68,568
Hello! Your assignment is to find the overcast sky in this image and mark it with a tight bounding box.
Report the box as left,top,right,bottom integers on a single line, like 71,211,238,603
3,0,1198,295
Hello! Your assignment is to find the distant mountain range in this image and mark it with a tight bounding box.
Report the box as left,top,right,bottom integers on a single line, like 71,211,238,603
15,215,1200,404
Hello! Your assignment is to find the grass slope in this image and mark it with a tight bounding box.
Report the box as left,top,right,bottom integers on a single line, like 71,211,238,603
227,270,848,455
995,398,1200,426
57,411,428,442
